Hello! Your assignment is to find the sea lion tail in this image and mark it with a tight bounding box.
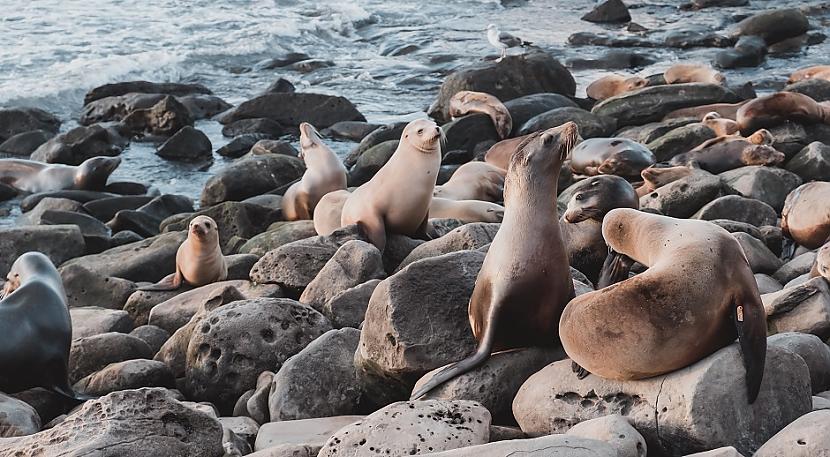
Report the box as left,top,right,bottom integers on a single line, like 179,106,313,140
734,295,767,404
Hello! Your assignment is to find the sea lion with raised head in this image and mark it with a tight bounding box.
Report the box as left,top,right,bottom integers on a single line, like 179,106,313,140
314,189,351,236
559,208,767,403
702,111,740,136
781,182,830,249
670,133,784,173
635,165,694,198
341,119,444,251
737,92,830,135
138,215,227,291
0,156,121,193
410,122,579,400
449,91,512,139
788,65,830,84
810,242,830,282
429,197,504,223
664,63,726,85
0,252,92,401
570,138,656,178
433,161,506,202
586,74,649,101
282,122,348,221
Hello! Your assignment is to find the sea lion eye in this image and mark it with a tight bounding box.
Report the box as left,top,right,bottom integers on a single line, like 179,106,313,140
575,193,584,201
543,135,553,146
205,222,211,228
417,128,424,135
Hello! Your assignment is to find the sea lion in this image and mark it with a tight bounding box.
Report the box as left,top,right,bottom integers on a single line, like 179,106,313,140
635,165,694,197
314,189,351,236
781,182,830,249
433,161,506,202
788,65,830,84
670,134,784,173
702,111,740,136
138,215,227,291
410,122,579,400
690,128,774,152
810,242,830,282
559,208,767,403
484,135,527,170
664,63,726,85
570,138,656,178
429,197,504,223
561,175,639,283
586,75,649,101
664,101,749,121
449,91,512,139
281,122,348,221
341,119,444,251
0,156,121,193
736,92,830,135
0,252,91,401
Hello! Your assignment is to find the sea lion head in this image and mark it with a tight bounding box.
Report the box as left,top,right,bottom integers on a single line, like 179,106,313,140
189,215,220,244
624,76,649,92
75,156,122,190
640,165,692,190
510,122,580,172
747,129,774,145
601,207,641,253
815,243,830,280
563,175,638,223
702,112,722,121
298,122,323,159
402,119,444,154
596,145,654,178
741,144,785,167
1,251,57,299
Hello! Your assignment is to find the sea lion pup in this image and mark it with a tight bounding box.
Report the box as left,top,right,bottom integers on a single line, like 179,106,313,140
138,215,227,291
429,197,504,223
561,175,639,283
484,135,527,170
664,63,726,85
663,101,749,121
788,65,830,84
449,91,513,139
282,123,348,221
586,74,649,101
702,111,740,136
670,132,783,174
569,138,656,178
433,161,506,202
559,209,767,403
0,156,121,193
314,189,351,236
410,122,579,400
782,182,830,249
810,242,830,282
0,252,92,401
341,119,444,251
635,165,694,198
736,91,830,135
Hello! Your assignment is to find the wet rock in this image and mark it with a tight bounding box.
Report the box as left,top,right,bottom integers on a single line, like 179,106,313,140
83,81,211,105
200,154,305,206
720,166,801,212
262,77,297,94
322,121,381,142
683,448,745,457
764,277,830,339
767,122,809,158
732,9,809,45
234,370,273,424
0,225,84,277
177,94,231,120
754,410,830,456
732,232,783,274
422,435,617,457
0,388,224,456
20,190,118,211
502,93,579,136
216,133,270,158
0,392,40,438
73,359,175,396
785,79,830,103
0,183,16,201
121,95,194,137
715,36,767,69
768,332,830,394
639,169,724,218
30,124,123,165
519,107,615,138
0,129,53,156
661,28,734,48
156,125,213,162
130,325,170,354
70,307,133,339
185,298,331,414
33,209,111,253
693,195,777,226
566,415,647,457
682,0,748,9
161,201,281,253
239,221,317,257
0,107,60,142
398,223,500,269
249,139,299,157
755,274,783,294
348,140,398,186
222,118,284,138
442,114,501,154
786,141,830,182
617,118,698,144
566,50,655,71
429,52,576,123
83,195,154,222
773,252,817,284
253,416,363,452
217,92,364,129
513,344,811,456
568,32,654,48
68,331,154,383
581,0,631,23
344,122,407,168
318,400,490,457
324,279,381,329
646,123,716,162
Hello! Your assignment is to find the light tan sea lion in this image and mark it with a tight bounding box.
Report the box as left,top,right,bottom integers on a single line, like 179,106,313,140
635,165,694,198
569,138,656,178
138,215,227,291
586,75,649,101
484,135,527,170
449,90,513,139
433,161,506,202
341,119,444,251
663,101,749,121
313,189,351,236
664,63,726,85
782,182,830,249
810,242,830,282
282,123,348,221
737,91,830,135
560,208,767,403
702,111,740,136
0,156,121,193
429,197,504,223
788,65,830,84
410,122,579,400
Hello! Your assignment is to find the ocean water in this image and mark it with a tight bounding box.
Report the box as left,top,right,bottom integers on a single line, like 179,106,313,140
0,0,828,222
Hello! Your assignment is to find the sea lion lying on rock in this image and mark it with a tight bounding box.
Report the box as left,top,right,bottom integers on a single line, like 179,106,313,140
0,156,121,193
670,130,784,173
433,161,505,202
570,138,656,178
634,165,694,197
788,65,830,84
702,111,740,136
586,74,649,101
737,91,830,135
449,91,512,139
664,63,726,85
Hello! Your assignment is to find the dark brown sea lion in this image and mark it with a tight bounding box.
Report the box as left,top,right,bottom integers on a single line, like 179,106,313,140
781,182,830,249
736,91,830,135
670,130,784,173
560,208,767,403
0,156,121,193
570,138,656,178
410,122,579,400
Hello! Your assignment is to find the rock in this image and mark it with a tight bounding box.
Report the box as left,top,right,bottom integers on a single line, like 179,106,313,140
639,170,724,218
121,95,193,137
565,415,647,457
754,409,830,456
239,221,317,257
786,142,830,182
322,121,381,142
216,133,270,158
261,77,296,94
318,400,490,457
714,36,768,69
0,388,224,456
581,0,631,23
20,196,85,221
442,114,501,154
519,107,615,138
502,93,579,137
83,81,211,105
324,279,381,329
177,94,231,120
222,118,284,138
0,129,53,156
646,123,716,162
225,253,257,280
156,125,213,162
592,84,740,128
200,154,305,206
219,416,260,448
720,166,802,212
20,190,118,212
768,332,830,394
344,122,407,169
732,9,809,45
0,225,85,277
79,93,167,125
124,288,190,327
422,435,617,456
617,118,699,145
70,307,133,339
73,359,175,396
217,93,364,129
785,79,830,103
30,124,124,165
0,107,60,142
755,274,783,294
513,344,811,456
348,140,398,186
185,298,332,413
83,195,153,222
0,182,18,201
249,139,300,157
773,252,817,284
415,347,566,425
567,50,655,71
235,370,273,424
429,52,576,123
34,209,112,253
0,392,40,437
398,223,500,269
693,195,777,227
253,416,363,452
683,448,745,457
732,232,783,274
130,325,170,354
764,277,830,339
355,250,485,404
68,331,154,384
61,264,138,310
299,240,386,313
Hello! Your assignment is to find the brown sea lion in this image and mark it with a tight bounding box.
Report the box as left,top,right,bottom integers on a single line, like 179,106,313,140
484,135,527,170
586,75,649,101
664,63,726,85
737,92,830,135
313,189,351,236
341,119,443,251
410,122,579,400
449,91,513,139
0,156,121,193
570,138,656,178
810,242,830,282
433,161,506,202
670,134,784,173
690,128,774,152
664,101,749,121
281,123,348,221
560,208,767,403
0,252,93,401
634,165,694,197
702,112,740,136
782,182,830,249
138,215,227,291
429,197,504,223
788,65,830,84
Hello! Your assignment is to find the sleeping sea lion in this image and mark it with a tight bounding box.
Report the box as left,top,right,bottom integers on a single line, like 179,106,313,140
788,65,830,84
670,133,784,174
586,75,649,101
635,165,694,198
449,91,513,139
570,138,656,178
664,63,726,85
433,161,505,202
702,111,740,136
736,92,830,135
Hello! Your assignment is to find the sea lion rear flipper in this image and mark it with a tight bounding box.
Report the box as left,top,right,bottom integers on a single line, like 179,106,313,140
52,383,98,402
597,248,634,289
572,361,591,379
137,271,182,292
734,297,767,404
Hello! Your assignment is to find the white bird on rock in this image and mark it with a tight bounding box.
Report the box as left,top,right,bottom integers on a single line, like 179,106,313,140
487,24,532,62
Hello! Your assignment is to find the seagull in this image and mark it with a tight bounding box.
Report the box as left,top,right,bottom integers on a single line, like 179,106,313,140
487,24,532,62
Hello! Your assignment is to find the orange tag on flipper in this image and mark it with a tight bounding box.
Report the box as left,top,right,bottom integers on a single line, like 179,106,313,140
736,305,744,322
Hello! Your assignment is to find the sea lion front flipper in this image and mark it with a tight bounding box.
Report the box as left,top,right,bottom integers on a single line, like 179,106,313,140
572,361,590,379
137,271,182,292
781,238,796,261
734,296,767,404
597,248,634,288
